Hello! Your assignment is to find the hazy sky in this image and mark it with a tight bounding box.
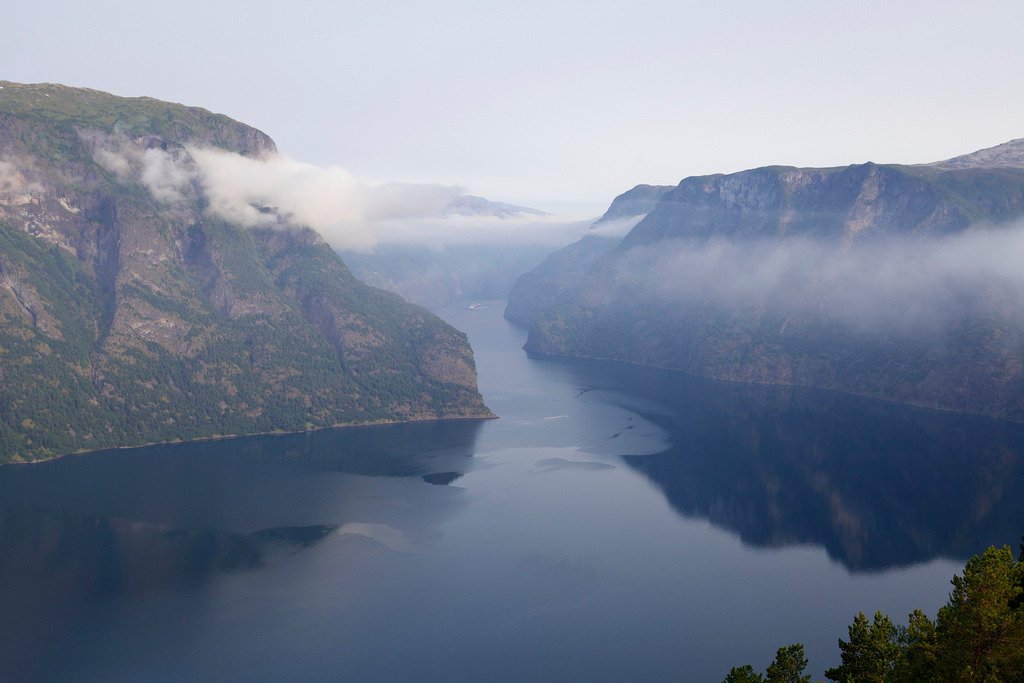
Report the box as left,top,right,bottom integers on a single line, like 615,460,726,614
5,0,1024,214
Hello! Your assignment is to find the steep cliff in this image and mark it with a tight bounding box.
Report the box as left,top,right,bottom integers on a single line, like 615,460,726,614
521,145,1024,420
0,82,490,463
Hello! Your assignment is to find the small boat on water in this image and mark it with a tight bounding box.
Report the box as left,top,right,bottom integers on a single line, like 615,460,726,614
468,302,484,310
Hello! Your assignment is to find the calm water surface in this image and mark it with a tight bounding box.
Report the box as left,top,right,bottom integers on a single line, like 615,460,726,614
3,300,1024,682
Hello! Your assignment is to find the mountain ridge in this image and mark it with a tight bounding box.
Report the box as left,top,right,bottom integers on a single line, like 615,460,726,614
511,138,1024,420
0,82,491,463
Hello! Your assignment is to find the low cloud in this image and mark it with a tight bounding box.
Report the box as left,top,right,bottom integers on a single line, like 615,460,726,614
588,215,646,238
371,214,592,251
0,156,45,199
612,227,1024,336
80,131,586,251
0,159,18,191
189,149,462,250
82,130,196,203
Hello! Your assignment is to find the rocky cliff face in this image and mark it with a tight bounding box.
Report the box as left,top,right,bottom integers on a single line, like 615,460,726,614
0,82,490,463
592,183,674,225
620,162,1024,247
516,144,1024,421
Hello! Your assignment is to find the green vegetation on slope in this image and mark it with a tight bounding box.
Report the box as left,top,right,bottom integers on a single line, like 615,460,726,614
0,82,489,463
0,80,274,159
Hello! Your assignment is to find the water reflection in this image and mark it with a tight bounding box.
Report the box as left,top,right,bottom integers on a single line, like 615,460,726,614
0,510,337,596
0,419,482,523
555,356,1024,571
0,419,482,680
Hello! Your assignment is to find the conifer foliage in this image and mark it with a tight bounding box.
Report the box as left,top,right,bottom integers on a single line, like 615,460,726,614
724,543,1024,682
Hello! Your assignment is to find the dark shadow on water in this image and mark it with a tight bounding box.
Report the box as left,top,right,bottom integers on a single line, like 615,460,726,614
0,419,483,680
0,419,484,512
549,356,1024,572
0,509,336,597
421,471,463,485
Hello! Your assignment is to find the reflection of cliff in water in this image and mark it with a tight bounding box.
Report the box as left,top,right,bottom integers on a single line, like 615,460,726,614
555,356,1024,571
0,419,482,520
0,419,481,678
0,509,334,595
0,509,339,681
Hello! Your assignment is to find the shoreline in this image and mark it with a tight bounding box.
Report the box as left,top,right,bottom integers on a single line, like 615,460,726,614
4,411,499,468
522,348,1024,427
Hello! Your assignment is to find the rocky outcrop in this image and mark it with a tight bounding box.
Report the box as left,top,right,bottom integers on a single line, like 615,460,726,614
593,183,674,225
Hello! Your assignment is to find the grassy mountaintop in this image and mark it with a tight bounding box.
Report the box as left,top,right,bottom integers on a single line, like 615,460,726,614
0,81,274,157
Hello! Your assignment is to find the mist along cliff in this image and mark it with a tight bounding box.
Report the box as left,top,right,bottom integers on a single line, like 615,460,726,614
342,196,557,310
0,82,490,463
503,184,672,326
513,141,1024,421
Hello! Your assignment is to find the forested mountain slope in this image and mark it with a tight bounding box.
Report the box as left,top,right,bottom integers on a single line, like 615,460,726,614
0,82,489,463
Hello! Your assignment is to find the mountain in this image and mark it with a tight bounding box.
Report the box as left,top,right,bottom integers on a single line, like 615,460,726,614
443,194,548,219
590,183,675,225
512,145,1024,421
504,184,672,326
342,195,562,309
926,137,1024,171
0,81,490,463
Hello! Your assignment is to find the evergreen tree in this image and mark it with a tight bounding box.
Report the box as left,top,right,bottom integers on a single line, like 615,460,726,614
723,543,1024,682
723,664,763,683
764,644,810,683
894,609,938,682
824,611,899,682
934,545,1024,681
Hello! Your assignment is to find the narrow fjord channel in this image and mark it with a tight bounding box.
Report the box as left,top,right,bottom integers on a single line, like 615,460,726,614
3,300,1024,682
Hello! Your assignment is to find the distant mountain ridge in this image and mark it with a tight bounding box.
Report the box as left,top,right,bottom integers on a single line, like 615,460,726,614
0,81,490,463
508,139,1024,421
444,195,548,219
925,137,1024,170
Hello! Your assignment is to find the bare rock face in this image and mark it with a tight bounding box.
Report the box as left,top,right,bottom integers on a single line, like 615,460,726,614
926,138,1024,171
518,148,1024,422
0,81,490,463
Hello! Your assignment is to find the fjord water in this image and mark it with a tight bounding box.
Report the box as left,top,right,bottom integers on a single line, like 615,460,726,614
3,302,1024,682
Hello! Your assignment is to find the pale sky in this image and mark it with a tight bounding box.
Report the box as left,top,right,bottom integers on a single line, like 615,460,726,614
5,0,1024,215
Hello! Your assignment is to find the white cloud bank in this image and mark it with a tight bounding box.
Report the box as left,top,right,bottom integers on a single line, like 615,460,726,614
613,227,1024,336
81,131,592,251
